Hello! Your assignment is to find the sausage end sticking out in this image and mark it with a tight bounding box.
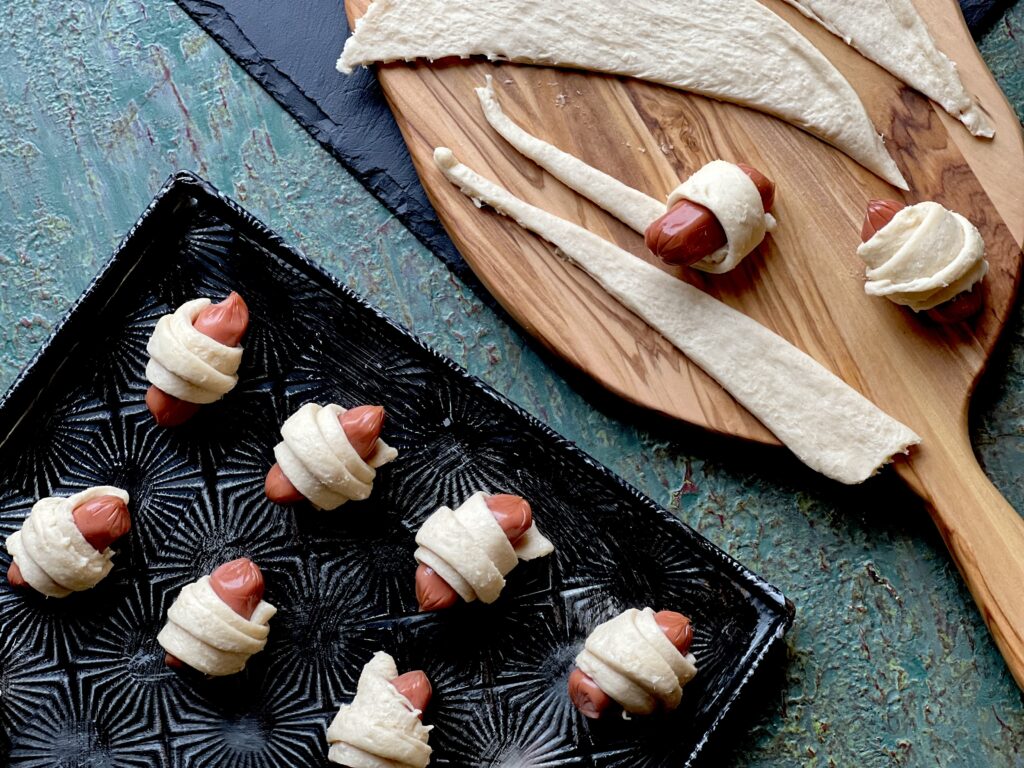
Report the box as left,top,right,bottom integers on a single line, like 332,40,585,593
166,557,264,670
73,495,131,552
339,405,385,461
569,611,694,719
861,199,906,242
861,200,984,324
415,563,459,612
192,292,250,347
484,494,533,545
654,610,694,654
6,562,26,589
645,164,775,267
264,463,306,504
568,668,613,720
391,670,432,716
146,386,201,427
147,293,249,427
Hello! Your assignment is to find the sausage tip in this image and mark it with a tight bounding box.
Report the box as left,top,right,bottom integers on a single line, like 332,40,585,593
146,386,201,427
568,668,613,719
861,199,906,243
339,405,385,461
484,494,533,544
210,558,265,620
265,463,306,504
415,563,459,612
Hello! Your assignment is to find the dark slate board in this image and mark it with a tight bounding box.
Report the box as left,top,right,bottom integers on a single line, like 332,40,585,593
0,171,792,767
172,0,1012,288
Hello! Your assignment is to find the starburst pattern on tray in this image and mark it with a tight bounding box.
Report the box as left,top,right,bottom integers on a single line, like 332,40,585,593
7,677,166,767
0,175,790,766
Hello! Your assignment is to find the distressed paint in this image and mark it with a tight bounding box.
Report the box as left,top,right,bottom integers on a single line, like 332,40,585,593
0,1,1022,766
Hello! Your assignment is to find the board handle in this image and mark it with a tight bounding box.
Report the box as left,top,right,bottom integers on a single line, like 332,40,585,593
902,430,1024,690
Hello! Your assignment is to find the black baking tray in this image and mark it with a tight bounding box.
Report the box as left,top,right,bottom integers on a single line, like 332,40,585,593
0,172,793,767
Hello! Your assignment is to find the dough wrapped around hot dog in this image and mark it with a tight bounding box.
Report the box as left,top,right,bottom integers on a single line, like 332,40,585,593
5,486,130,598
857,201,988,312
146,298,245,405
575,608,698,716
414,491,553,605
665,161,776,274
327,652,433,768
272,403,398,511
157,572,276,677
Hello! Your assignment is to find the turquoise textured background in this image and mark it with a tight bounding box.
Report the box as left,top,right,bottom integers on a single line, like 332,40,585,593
0,2,1022,765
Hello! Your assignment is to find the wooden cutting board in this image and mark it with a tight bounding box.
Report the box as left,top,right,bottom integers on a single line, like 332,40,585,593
345,0,1024,688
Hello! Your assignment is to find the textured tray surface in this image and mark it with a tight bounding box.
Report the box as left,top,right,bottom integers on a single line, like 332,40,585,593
0,173,791,767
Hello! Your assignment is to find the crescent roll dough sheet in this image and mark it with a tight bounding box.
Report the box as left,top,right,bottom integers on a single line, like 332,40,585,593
414,491,554,604
5,486,130,598
340,0,908,189
157,575,276,677
434,148,920,484
273,402,398,511
780,0,993,138
857,202,988,312
476,80,772,274
576,608,698,715
146,298,244,405
327,652,433,768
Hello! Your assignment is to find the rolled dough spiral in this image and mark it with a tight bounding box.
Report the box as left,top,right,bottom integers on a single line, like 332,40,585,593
157,575,276,677
575,607,698,715
857,201,988,311
145,298,245,405
666,160,777,274
414,491,554,604
327,652,433,768
5,486,130,598
273,402,398,511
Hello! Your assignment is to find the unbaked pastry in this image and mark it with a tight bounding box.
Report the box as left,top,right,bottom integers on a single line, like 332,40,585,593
273,402,398,511
414,491,554,603
780,0,992,138
5,486,130,598
476,79,774,273
339,0,908,189
327,652,433,768
575,608,698,715
146,298,244,405
434,147,920,483
157,575,276,677
858,201,988,312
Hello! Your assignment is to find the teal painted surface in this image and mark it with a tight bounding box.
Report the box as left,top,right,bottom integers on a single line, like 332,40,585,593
0,1,1022,765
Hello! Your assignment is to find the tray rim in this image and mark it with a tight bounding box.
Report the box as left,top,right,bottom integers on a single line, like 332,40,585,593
0,170,795,767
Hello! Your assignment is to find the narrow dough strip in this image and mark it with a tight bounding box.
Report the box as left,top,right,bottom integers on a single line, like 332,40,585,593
340,0,909,189
476,76,664,234
434,148,921,484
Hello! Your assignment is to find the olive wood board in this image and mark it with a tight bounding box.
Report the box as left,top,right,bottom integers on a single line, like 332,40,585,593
345,0,1024,690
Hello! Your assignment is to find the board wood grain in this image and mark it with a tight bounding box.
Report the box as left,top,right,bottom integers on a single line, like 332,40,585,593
345,0,1024,688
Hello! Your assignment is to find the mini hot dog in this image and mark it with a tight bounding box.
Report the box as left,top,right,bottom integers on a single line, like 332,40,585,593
164,557,272,673
646,164,776,267
860,200,985,323
415,494,532,612
569,609,696,719
6,489,131,595
146,292,250,426
264,405,387,504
